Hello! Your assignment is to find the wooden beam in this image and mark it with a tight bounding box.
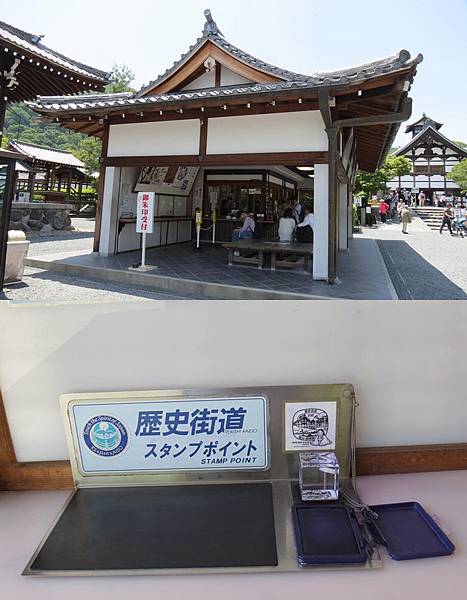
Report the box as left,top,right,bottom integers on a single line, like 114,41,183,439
333,97,412,129
318,88,332,129
356,444,467,476
1,444,466,490
104,151,329,168
199,118,208,158
0,391,16,466
215,62,221,87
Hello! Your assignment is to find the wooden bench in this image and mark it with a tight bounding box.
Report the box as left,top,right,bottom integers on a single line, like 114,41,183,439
223,240,313,273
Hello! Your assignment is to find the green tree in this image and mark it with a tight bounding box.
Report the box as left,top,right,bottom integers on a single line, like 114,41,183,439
453,140,467,150
105,65,136,94
449,160,467,192
76,136,102,176
354,155,411,197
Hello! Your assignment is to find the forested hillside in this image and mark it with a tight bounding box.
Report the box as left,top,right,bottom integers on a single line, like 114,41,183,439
4,103,85,152
2,65,136,174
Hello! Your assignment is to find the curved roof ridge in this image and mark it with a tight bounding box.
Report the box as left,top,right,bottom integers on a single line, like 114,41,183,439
10,139,76,155
134,9,423,99
0,19,109,81
394,125,467,157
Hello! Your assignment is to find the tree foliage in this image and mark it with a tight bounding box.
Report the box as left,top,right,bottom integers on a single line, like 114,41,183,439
354,155,411,197
449,159,467,192
105,65,136,94
3,65,136,173
75,137,102,176
453,140,467,150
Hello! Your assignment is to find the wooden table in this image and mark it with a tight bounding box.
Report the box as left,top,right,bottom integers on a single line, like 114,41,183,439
223,240,313,272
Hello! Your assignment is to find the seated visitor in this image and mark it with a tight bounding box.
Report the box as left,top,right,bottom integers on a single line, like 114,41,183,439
278,207,296,242
296,207,314,243
232,211,256,241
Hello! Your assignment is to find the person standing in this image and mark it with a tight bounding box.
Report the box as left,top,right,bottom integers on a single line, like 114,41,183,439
439,203,454,235
396,198,405,219
418,190,426,207
379,198,390,223
293,199,302,224
390,191,398,218
401,204,411,234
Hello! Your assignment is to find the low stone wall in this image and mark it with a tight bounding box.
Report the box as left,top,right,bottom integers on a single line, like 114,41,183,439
9,202,74,233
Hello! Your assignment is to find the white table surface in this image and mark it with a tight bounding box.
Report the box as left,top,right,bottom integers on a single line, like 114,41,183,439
1,470,466,600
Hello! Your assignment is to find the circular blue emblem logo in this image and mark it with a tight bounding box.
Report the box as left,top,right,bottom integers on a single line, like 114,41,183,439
83,415,128,457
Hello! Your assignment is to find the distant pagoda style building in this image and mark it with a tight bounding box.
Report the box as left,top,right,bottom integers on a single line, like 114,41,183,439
388,113,467,202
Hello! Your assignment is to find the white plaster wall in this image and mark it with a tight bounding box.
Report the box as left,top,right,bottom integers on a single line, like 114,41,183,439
181,70,215,91
99,167,120,256
0,301,466,462
107,120,200,157
207,111,328,154
313,163,328,280
220,66,254,86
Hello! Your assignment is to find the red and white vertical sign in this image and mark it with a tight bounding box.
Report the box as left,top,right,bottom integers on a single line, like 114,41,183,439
136,192,154,234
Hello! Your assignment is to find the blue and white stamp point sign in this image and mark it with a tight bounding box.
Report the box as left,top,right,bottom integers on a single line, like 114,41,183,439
71,396,269,474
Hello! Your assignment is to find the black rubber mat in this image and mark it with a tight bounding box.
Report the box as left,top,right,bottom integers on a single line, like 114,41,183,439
30,483,278,571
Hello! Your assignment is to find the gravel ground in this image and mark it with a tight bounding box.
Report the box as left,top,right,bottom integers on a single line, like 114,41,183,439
360,214,467,300
2,267,205,303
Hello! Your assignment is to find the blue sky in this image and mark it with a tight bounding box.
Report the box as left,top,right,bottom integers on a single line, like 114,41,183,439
1,0,466,146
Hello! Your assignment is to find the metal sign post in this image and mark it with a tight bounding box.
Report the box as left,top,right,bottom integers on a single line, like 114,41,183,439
130,192,157,271
195,208,202,250
211,207,216,245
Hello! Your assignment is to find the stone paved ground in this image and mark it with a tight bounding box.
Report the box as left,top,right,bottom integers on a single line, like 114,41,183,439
2,266,203,303
24,217,95,258
9,215,467,301
3,219,203,302
359,213,467,300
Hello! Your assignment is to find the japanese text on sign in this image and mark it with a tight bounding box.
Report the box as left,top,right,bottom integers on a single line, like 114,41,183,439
71,397,269,474
136,192,154,233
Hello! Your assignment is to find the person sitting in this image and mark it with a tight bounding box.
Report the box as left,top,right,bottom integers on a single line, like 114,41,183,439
296,207,314,243
278,207,296,242
232,211,255,241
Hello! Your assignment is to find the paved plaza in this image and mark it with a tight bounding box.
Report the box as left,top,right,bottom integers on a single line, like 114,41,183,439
16,222,396,300
359,213,467,300
3,214,466,302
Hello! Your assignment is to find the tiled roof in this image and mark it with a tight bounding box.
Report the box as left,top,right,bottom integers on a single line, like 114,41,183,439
0,19,109,82
405,113,443,133
9,140,85,167
394,126,467,157
135,10,420,97
29,51,423,115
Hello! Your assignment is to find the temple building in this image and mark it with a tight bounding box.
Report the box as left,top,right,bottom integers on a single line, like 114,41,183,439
388,113,467,202
9,140,93,207
0,18,108,287
29,10,423,282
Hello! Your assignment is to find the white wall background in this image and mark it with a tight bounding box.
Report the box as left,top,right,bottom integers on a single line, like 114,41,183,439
0,301,466,463
107,120,201,157
207,111,328,154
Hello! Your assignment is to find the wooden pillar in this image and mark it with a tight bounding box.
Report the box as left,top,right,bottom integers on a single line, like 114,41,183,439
443,149,447,192
28,170,36,199
93,123,110,252
0,93,7,147
0,391,16,468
